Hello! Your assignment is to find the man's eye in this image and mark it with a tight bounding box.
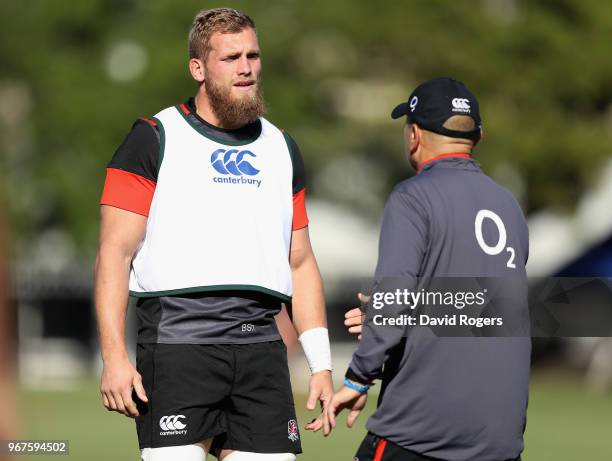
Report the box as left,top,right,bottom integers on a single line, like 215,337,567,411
248,53,260,59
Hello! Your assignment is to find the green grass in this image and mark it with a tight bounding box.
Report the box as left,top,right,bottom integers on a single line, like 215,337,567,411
18,370,612,460
522,371,612,461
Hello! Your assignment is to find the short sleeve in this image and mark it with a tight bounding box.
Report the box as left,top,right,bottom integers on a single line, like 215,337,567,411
100,119,160,217
283,131,309,230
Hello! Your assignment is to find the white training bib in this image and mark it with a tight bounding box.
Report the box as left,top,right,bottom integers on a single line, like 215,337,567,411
128,105,294,301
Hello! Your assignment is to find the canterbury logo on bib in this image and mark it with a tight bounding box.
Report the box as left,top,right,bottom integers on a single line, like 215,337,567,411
211,148,262,187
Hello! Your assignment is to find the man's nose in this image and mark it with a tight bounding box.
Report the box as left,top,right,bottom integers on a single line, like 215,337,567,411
237,56,251,76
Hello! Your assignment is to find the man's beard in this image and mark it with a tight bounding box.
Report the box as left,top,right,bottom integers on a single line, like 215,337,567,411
205,76,266,129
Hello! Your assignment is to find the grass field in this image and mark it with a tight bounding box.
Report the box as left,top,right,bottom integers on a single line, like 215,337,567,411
18,369,612,460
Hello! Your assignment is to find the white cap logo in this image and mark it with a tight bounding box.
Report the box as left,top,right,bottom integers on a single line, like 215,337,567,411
409,95,418,112
451,98,471,112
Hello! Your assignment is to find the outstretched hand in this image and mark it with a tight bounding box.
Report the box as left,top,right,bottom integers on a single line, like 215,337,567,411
325,386,368,435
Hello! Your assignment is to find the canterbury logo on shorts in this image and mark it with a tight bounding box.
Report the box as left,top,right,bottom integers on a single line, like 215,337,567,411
159,414,188,436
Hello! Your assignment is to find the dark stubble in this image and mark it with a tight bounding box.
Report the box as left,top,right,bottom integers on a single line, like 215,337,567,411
205,74,266,129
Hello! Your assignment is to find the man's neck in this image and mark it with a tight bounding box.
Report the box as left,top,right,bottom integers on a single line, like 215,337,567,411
417,145,472,165
416,150,473,172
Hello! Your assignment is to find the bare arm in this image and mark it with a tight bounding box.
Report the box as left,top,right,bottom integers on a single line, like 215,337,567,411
289,227,326,334
290,227,333,435
94,205,147,417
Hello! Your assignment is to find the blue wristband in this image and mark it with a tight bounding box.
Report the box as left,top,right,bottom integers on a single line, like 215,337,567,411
343,377,370,393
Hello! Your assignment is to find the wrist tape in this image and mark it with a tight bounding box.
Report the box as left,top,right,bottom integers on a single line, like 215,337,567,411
298,327,332,374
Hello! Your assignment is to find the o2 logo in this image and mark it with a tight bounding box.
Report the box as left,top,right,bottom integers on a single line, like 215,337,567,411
211,149,260,176
409,95,418,112
474,209,516,269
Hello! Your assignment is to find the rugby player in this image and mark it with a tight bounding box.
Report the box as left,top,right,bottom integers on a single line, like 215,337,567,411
94,8,333,461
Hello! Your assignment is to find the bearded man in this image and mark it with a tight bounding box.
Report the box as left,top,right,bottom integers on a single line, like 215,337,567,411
95,8,333,461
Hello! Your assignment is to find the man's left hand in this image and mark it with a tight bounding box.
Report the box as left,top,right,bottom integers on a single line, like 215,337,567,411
326,385,368,434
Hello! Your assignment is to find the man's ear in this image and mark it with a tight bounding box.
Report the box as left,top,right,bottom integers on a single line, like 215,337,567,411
188,58,206,83
410,123,420,154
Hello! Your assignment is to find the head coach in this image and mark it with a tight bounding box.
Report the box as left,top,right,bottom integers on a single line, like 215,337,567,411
328,77,531,461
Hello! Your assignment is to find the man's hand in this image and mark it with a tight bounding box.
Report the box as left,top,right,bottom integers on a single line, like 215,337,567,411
326,385,368,434
345,293,368,340
100,356,148,418
303,370,333,435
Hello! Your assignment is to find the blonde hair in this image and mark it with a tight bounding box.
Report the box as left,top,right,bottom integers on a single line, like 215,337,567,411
188,8,256,60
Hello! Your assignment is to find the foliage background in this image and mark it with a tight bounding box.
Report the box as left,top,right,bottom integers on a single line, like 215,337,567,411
1,2,612,459
1,0,611,258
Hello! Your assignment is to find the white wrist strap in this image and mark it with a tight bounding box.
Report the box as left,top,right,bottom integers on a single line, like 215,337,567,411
298,327,332,374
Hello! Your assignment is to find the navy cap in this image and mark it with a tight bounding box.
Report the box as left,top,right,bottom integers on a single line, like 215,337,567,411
391,77,482,140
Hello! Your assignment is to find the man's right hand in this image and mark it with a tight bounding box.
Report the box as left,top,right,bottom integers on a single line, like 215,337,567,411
344,293,369,340
100,356,148,418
